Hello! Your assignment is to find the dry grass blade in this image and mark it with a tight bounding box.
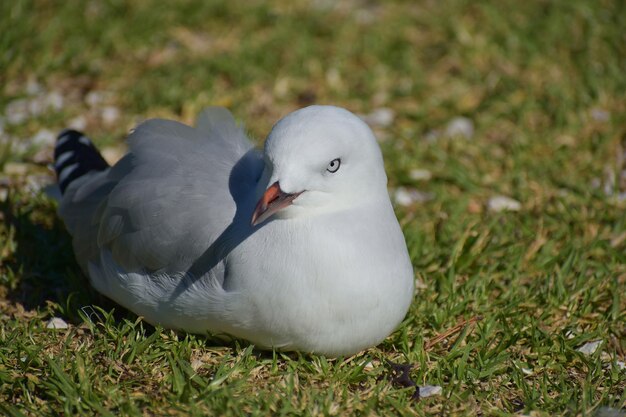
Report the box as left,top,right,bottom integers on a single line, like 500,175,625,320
424,316,483,351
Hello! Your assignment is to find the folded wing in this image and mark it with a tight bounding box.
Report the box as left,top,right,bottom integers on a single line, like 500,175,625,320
59,108,262,275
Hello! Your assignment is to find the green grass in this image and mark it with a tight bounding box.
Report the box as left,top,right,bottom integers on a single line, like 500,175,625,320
1,0,625,415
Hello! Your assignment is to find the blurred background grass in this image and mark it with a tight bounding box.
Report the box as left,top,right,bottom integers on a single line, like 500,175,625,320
1,0,625,416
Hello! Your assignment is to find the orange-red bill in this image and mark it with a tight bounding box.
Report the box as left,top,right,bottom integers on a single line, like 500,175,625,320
251,182,302,226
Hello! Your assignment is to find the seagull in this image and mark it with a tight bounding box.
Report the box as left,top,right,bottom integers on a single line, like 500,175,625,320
54,105,414,357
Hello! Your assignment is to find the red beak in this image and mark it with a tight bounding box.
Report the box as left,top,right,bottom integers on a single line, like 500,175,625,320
251,182,302,226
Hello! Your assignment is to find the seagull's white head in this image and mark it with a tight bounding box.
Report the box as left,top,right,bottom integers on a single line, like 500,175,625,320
252,105,389,226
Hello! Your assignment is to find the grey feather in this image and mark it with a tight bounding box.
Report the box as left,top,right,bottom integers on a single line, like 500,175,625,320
196,106,242,140
60,107,262,274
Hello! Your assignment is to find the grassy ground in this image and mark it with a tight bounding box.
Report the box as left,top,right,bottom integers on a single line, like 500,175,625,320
1,0,625,415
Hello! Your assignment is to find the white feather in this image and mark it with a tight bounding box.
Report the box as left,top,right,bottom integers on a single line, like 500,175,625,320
55,151,74,169
58,162,79,183
79,135,92,146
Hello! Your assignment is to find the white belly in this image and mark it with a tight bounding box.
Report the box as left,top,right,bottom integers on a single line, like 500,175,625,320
223,212,414,356
88,207,414,357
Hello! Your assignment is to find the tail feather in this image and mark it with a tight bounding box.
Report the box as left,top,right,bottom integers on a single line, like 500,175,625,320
54,129,109,194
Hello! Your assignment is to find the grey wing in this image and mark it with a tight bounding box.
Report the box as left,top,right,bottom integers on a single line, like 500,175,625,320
59,108,263,275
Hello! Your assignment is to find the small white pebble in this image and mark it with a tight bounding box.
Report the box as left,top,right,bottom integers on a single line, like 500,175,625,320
394,187,434,206
409,169,432,181
487,195,521,212
85,91,106,107
45,91,64,112
32,147,53,165
5,93,63,126
577,340,602,355
31,128,56,148
5,98,30,125
10,138,29,154
394,188,414,206
101,106,121,126
521,367,533,375
190,359,204,371
325,68,342,89
359,107,395,128
68,115,88,131
590,108,610,122
414,279,427,290
46,317,69,329
27,96,46,116
418,385,442,398
617,361,625,370
445,117,474,139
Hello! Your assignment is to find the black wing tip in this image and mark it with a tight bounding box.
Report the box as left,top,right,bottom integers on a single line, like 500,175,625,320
54,129,109,194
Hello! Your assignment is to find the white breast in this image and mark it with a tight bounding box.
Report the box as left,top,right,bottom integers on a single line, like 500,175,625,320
223,203,414,356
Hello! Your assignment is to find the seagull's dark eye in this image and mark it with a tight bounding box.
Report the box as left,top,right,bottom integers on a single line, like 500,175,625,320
326,158,341,173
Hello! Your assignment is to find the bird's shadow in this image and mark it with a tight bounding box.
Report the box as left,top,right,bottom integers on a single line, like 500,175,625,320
0,187,253,350
0,188,112,321
170,147,267,299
